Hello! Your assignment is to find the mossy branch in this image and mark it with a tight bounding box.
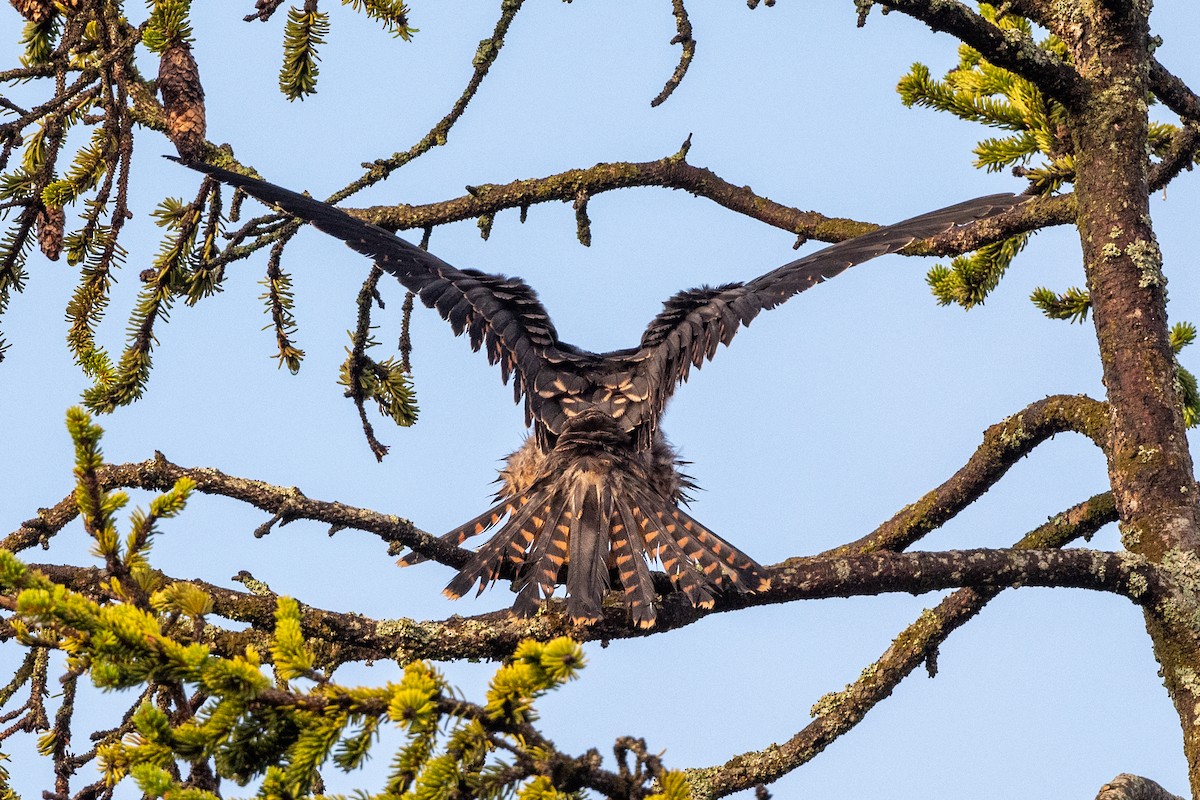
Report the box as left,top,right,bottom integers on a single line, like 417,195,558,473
685,490,1118,799
825,394,1110,557
317,154,1061,253
1150,58,1200,124
650,0,695,108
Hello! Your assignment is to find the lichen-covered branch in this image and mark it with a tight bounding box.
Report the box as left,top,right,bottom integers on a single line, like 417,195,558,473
1149,122,1200,193
650,0,695,108
11,496,1146,669
684,491,1117,799
349,149,1063,252
1150,59,1200,125
6,453,464,569
1097,774,1187,800
337,0,526,200
25,544,1157,668
825,393,1110,556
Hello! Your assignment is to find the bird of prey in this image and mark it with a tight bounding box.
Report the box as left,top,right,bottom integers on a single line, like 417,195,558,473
178,159,1025,628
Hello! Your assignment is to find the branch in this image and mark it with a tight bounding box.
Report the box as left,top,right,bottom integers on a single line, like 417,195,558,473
28,561,433,667
248,688,634,799
6,453,468,569
334,0,526,201
19,540,1148,667
1149,122,1200,193
175,0,527,271
685,491,1117,799
650,0,695,108
824,394,1110,556
1150,59,1200,124
10,432,1136,666
345,151,1066,252
1096,774,1186,800
764,547,1154,604
878,0,1085,108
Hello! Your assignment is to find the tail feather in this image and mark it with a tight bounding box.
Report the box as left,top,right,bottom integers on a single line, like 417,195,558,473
663,507,771,592
612,501,657,628
397,495,526,567
512,503,570,617
443,497,544,599
565,482,612,624
633,502,715,610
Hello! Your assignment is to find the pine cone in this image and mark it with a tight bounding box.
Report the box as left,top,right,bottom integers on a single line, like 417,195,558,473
36,204,64,262
10,0,54,23
158,40,207,161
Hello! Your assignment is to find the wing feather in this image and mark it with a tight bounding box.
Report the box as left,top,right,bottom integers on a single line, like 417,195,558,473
174,159,582,443
634,193,1030,442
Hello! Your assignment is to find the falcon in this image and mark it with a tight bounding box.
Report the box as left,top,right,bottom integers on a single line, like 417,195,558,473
178,159,1025,627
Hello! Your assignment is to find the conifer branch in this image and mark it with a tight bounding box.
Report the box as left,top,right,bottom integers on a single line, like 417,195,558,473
346,265,392,461
22,543,1159,668
184,0,527,294
874,0,1084,107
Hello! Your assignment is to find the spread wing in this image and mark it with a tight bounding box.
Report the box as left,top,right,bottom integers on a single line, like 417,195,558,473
176,159,588,443
632,192,1030,444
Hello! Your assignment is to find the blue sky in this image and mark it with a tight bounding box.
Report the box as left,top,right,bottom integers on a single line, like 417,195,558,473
2,3,1198,797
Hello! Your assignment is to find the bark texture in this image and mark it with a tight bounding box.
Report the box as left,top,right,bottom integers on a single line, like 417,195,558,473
1052,1,1200,794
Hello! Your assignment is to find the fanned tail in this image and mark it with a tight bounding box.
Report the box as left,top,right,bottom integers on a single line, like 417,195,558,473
433,416,768,626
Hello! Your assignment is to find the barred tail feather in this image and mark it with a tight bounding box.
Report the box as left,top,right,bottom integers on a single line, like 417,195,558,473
512,504,570,617
612,501,657,628
664,507,771,592
443,496,544,600
633,502,715,610
397,495,527,567
436,474,765,625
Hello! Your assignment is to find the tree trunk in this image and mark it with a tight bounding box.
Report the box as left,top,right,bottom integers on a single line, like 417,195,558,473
1057,1,1200,795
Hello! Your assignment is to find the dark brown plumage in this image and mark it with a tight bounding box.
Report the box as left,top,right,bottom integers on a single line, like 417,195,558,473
176,158,1026,627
